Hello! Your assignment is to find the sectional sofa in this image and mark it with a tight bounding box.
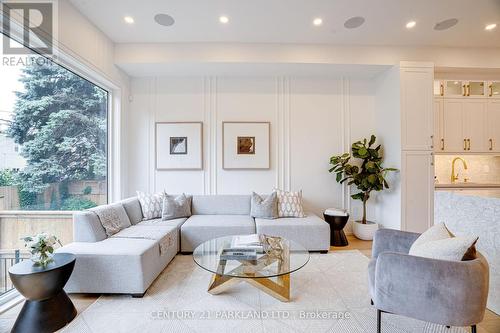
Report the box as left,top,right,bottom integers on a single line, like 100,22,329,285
58,194,330,296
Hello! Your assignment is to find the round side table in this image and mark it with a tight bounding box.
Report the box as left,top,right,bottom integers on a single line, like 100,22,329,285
9,253,77,333
323,211,349,247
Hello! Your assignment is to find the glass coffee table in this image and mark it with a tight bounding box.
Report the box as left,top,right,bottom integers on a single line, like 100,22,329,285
193,235,310,302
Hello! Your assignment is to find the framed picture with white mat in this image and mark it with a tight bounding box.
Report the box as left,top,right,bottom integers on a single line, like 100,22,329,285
155,122,203,170
222,122,270,170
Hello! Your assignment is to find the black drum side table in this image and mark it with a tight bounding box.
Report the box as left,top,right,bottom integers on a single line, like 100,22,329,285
323,211,349,247
9,253,77,333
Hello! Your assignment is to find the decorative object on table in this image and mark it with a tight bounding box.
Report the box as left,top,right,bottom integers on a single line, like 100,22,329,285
250,192,278,219
409,223,478,261
137,190,165,220
369,229,488,333
273,188,305,218
220,248,258,261
155,122,203,170
222,122,270,169
161,193,192,221
323,208,349,247
21,233,62,266
329,135,398,240
9,253,77,333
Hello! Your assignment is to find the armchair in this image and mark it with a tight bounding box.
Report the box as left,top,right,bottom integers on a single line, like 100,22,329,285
369,229,489,333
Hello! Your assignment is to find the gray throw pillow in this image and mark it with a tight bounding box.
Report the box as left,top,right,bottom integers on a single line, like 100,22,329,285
251,192,278,219
161,193,192,221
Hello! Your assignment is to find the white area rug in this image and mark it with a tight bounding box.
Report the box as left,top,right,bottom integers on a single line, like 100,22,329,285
9,250,472,333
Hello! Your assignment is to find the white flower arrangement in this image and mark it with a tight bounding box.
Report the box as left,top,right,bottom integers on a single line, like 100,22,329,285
22,233,62,266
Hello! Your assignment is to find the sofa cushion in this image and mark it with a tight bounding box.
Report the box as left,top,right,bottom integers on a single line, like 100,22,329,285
57,237,176,294
180,214,256,252
138,217,187,229
251,192,278,219
112,225,178,256
120,197,143,225
162,194,192,221
90,203,131,237
254,213,330,251
137,191,164,220
191,195,251,215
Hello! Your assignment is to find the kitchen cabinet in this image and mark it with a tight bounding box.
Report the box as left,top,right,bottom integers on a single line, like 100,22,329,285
401,67,433,150
487,100,500,152
435,80,493,98
463,100,487,152
402,151,434,233
442,99,465,152
433,98,443,150
488,81,500,98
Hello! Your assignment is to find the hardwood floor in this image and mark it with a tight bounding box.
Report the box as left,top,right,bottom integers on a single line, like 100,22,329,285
1,234,499,333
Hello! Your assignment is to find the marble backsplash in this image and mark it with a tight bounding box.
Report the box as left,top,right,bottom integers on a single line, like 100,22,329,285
435,155,500,184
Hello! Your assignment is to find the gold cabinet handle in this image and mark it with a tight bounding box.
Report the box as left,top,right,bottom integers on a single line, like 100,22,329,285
463,139,467,150
466,84,470,96
490,84,494,97
441,138,445,150
462,84,466,96
490,138,493,151
467,138,471,151
440,83,444,96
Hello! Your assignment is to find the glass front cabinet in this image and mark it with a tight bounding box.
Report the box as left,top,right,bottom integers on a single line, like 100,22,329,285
434,80,499,98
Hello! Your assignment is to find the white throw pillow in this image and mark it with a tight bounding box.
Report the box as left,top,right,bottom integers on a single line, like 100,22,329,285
273,189,305,218
409,223,478,261
137,191,165,220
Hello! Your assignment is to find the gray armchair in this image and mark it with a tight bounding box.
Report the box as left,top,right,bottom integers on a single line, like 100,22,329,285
369,229,489,333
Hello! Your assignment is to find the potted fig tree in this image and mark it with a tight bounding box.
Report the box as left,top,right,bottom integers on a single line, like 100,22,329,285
329,135,397,240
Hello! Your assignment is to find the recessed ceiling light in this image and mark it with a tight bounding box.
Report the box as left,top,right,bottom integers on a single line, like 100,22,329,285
434,18,458,31
485,23,497,31
313,18,323,26
219,16,229,24
124,16,134,24
344,16,365,29
406,20,416,29
154,13,175,27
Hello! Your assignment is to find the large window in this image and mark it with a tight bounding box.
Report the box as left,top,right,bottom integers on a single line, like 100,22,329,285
0,37,108,212
0,34,108,300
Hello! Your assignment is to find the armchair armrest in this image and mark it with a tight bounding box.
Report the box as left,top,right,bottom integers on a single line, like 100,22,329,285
372,229,420,259
374,252,489,326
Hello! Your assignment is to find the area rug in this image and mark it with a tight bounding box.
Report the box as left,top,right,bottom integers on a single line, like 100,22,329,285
57,250,469,333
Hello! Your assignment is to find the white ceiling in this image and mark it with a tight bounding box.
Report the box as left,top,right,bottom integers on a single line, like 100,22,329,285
70,0,500,47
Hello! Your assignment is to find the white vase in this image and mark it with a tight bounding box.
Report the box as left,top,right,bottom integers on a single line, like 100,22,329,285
352,221,379,240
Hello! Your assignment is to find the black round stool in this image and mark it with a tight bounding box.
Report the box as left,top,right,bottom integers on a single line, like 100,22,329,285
323,211,349,247
9,253,77,333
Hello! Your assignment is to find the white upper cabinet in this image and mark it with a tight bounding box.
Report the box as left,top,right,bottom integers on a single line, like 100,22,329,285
488,81,500,98
433,98,443,151
442,99,466,152
401,67,433,150
463,99,487,152
444,80,467,97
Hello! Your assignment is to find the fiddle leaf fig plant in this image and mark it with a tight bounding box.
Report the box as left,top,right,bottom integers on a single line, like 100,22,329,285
329,135,398,224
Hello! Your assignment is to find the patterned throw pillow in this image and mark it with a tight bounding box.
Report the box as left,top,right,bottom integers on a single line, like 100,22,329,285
274,189,305,218
137,191,165,220
91,203,131,237
250,192,278,219
161,193,192,221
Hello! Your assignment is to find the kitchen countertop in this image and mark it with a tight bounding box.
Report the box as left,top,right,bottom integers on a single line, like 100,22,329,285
435,182,500,189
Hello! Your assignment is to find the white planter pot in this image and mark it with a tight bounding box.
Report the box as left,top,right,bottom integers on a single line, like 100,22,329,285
352,221,379,240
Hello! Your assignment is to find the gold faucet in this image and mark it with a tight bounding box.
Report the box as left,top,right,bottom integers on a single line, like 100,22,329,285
451,157,468,183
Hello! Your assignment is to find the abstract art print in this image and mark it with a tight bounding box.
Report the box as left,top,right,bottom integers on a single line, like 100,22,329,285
156,122,203,170
223,122,270,169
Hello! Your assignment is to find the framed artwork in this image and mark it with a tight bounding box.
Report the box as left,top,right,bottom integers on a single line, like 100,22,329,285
223,122,270,169
155,122,203,170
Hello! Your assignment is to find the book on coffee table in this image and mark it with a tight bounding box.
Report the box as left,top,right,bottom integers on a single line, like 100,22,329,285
220,248,258,261
230,234,264,252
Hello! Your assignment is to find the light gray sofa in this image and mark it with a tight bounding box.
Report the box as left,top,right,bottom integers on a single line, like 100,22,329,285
369,229,489,333
58,194,330,296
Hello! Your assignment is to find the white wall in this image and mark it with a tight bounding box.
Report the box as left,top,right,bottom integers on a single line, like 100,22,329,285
127,76,377,224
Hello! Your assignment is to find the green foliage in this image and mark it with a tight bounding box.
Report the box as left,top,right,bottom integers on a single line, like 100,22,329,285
59,196,97,211
0,169,16,186
329,135,398,224
7,60,107,194
83,186,92,195
18,190,37,209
